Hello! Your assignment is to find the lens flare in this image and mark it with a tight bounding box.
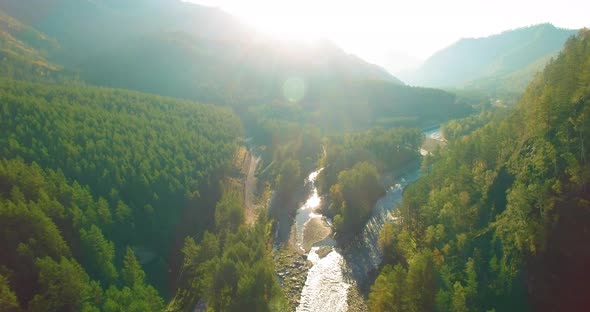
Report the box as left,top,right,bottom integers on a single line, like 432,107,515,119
282,77,306,102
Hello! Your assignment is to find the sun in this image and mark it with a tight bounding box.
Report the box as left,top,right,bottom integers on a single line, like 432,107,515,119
242,3,327,41
188,0,332,42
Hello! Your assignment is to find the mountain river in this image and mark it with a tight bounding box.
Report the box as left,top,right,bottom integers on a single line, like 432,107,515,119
294,128,442,312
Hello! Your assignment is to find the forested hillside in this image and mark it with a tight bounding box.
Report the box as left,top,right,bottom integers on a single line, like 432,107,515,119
302,80,472,130
0,78,242,310
369,29,590,311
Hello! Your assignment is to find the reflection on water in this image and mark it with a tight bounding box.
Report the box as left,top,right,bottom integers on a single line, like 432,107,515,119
295,169,350,312
295,169,323,250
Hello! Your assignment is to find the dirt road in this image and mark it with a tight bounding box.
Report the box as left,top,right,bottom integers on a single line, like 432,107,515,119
244,151,261,225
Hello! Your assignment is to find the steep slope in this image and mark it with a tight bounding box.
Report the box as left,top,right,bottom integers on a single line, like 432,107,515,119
369,29,590,311
405,24,576,93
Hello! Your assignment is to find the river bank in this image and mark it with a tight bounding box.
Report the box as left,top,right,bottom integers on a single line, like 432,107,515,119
274,164,421,311
274,128,443,311
274,215,333,309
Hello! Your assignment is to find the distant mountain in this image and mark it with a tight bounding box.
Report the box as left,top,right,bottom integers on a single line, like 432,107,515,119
404,24,577,95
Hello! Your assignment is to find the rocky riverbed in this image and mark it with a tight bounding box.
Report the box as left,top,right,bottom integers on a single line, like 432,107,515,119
274,226,313,309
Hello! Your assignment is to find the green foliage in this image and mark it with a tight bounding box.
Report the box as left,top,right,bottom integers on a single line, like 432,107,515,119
170,209,285,312
80,225,118,283
403,251,436,312
0,73,242,306
0,77,241,296
214,189,244,234
319,127,422,195
29,256,98,312
451,282,468,312
0,274,19,311
170,234,220,307
247,104,320,199
121,247,145,287
0,158,164,310
368,251,435,312
0,80,240,240
330,162,383,233
370,29,590,311
102,284,164,312
274,158,302,198
368,264,407,312
317,127,422,233
261,78,471,135
441,111,504,141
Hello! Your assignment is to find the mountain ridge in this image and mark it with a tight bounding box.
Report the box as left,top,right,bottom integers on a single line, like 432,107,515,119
0,0,409,118
403,23,577,95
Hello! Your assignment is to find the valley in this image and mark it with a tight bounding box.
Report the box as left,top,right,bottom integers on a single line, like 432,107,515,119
0,1,589,312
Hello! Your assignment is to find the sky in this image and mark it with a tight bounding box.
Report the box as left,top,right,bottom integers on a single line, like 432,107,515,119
187,0,590,73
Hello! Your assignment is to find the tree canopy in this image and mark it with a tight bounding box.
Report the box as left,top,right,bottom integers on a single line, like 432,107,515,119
318,127,423,234
369,29,590,311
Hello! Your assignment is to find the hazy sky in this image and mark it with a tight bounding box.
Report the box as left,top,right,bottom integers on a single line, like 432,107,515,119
187,0,589,73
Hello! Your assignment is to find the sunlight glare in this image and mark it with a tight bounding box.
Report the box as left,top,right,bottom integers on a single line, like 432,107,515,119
238,1,333,41
191,0,342,42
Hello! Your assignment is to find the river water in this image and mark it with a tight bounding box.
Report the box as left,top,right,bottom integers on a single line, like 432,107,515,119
294,129,442,312
294,169,324,250
295,169,348,312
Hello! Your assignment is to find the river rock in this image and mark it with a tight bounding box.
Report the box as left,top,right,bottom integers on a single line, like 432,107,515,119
315,246,332,259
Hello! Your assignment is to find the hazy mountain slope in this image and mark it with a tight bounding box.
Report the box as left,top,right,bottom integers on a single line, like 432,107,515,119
462,53,555,97
0,9,63,80
406,24,576,90
0,0,400,95
301,79,472,130
78,32,400,107
0,0,252,64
